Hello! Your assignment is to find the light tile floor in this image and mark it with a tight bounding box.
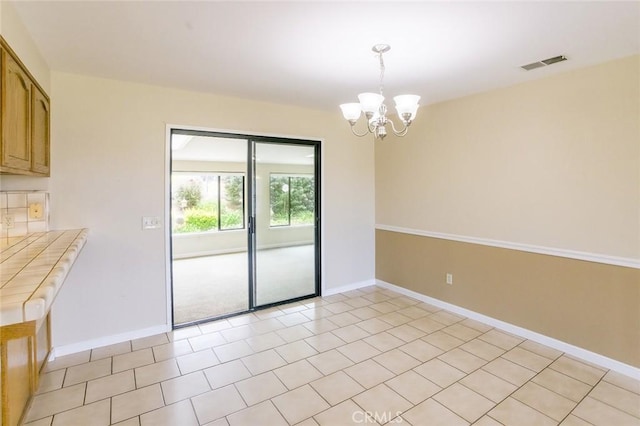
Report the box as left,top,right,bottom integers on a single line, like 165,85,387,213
25,286,640,425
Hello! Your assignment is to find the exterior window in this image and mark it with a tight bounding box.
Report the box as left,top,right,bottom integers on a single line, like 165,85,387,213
172,172,244,234
270,174,314,227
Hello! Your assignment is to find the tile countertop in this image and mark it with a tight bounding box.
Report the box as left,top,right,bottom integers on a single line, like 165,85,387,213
0,229,88,327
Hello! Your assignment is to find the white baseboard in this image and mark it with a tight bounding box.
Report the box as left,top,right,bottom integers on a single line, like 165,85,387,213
50,274,365,359
50,278,638,379
51,324,171,359
376,279,640,379
323,279,376,297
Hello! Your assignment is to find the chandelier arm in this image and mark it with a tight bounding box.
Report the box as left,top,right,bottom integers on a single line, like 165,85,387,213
368,119,379,134
387,118,410,137
348,123,372,138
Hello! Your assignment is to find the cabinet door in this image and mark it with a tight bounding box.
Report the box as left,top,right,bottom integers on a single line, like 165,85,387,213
31,86,50,175
1,51,32,171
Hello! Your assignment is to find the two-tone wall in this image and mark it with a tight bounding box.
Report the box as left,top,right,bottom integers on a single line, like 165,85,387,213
4,4,638,372
375,55,640,370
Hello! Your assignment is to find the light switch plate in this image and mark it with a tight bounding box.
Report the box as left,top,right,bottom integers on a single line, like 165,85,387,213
142,216,162,230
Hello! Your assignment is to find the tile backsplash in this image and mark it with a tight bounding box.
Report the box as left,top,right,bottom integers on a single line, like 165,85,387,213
0,191,49,237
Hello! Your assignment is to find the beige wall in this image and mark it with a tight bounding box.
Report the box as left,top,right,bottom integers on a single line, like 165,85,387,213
376,55,639,260
43,72,374,348
377,230,640,367
375,56,640,368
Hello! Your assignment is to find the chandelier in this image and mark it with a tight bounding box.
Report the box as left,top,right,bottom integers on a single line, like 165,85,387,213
340,44,420,140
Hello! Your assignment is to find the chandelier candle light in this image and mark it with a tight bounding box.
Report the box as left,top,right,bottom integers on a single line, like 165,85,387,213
340,44,420,140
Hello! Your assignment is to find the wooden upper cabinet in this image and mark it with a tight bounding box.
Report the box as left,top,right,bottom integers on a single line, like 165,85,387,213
0,38,50,176
31,86,50,175
1,50,32,172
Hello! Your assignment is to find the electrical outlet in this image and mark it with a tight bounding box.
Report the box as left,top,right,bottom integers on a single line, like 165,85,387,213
29,203,44,219
3,214,15,229
446,273,453,285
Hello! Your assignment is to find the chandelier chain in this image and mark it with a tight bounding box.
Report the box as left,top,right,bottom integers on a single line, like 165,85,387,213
378,51,385,96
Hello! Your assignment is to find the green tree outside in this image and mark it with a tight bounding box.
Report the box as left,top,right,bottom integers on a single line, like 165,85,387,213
270,175,314,226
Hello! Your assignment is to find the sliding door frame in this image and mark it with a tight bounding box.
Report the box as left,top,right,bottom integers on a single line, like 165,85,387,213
166,125,322,328
248,137,321,311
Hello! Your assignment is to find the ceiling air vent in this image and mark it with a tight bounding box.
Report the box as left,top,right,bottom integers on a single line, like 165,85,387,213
521,55,567,71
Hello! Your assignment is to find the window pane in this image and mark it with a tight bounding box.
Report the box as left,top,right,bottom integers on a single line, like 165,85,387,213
172,174,219,233
270,176,290,226
290,176,314,225
269,174,314,227
220,175,245,230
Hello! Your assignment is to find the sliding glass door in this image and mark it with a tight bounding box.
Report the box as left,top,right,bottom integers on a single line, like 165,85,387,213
171,134,249,324
252,142,318,307
170,130,320,326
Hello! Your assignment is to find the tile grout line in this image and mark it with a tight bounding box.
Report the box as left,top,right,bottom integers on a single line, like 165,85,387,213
559,374,607,425
26,289,639,426
487,351,583,425
576,375,640,421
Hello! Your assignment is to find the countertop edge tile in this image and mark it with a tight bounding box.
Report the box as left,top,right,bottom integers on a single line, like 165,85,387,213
1,229,89,326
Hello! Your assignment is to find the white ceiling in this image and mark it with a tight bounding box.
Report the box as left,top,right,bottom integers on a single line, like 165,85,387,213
10,1,640,112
